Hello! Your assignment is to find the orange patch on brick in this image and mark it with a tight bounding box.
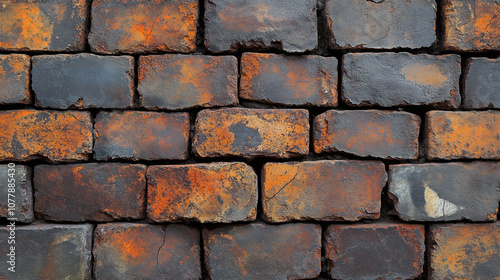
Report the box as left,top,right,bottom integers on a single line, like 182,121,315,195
402,64,448,87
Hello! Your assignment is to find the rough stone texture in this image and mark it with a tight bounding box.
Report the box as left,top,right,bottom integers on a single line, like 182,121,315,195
0,0,87,51
325,223,425,280
430,222,500,280
262,160,387,222
32,54,134,109
94,223,201,280
0,165,33,223
89,0,198,54
314,110,421,160
0,110,93,161
463,57,500,109
139,54,238,110
204,0,318,53
94,111,189,160
203,222,321,280
0,224,92,280
389,162,500,222
240,53,338,107
0,54,30,104
34,163,146,222
426,111,500,160
342,53,461,108
325,0,436,49
148,162,258,223
193,108,309,158
443,0,500,51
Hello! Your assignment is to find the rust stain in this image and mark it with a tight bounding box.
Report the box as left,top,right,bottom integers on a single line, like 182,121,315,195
219,2,278,33
401,64,447,87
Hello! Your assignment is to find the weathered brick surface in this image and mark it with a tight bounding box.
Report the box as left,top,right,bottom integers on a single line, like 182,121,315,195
326,0,436,49
204,0,317,53
32,54,134,109
342,53,461,108
240,53,338,107
262,160,387,222
94,111,189,160
34,163,146,222
148,162,257,223
314,110,421,159
430,222,500,279
0,224,92,280
204,222,321,279
94,223,201,280
0,165,33,223
463,57,500,109
0,110,93,161
426,111,500,160
0,54,30,105
193,108,309,158
89,0,198,54
389,162,500,222
138,54,238,110
443,0,500,51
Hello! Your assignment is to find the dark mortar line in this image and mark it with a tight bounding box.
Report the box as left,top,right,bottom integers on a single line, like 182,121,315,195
316,0,329,56
198,227,210,280
84,0,93,52
433,0,445,54
319,223,329,278
458,54,468,109
132,55,141,108
424,224,435,279
379,163,393,221
196,0,208,54
90,223,96,280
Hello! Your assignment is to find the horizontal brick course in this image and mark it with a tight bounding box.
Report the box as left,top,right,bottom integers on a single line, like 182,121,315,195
463,57,500,109
0,54,30,105
0,165,33,223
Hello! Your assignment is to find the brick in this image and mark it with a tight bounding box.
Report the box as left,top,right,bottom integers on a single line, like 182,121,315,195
204,0,317,53
240,53,338,107
325,0,436,49
203,222,321,279
89,0,198,54
0,110,93,161
148,162,257,223
430,223,500,279
0,165,33,223
463,57,500,109
193,108,309,158
0,224,92,279
314,110,420,160
34,163,146,222
342,53,461,108
325,223,425,280
443,0,500,51
0,0,87,51
262,160,387,222
32,54,134,109
389,162,500,222
94,223,201,280
426,111,500,160
0,54,30,104
139,54,238,110
94,111,189,160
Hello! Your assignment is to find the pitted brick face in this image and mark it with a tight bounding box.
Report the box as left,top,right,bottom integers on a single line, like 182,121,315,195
0,165,33,223
463,57,500,109
0,54,30,105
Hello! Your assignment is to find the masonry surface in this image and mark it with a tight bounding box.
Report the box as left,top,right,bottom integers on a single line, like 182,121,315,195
0,0,499,279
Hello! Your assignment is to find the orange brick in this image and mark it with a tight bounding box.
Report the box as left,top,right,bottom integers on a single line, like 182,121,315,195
262,160,387,222
426,111,500,159
148,162,257,223
0,110,92,161
0,54,30,104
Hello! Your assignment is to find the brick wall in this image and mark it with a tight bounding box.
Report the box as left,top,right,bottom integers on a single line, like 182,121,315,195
0,0,499,279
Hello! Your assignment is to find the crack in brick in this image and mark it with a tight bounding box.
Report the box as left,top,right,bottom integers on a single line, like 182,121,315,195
268,165,301,200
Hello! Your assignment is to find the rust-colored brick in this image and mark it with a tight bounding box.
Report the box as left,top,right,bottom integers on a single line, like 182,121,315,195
443,0,500,51
314,110,421,160
139,54,238,110
240,53,338,106
94,111,190,160
0,0,87,51
89,0,198,53
426,111,500,159
325,223,425,280
148,162,257,223
262,160,387,222
34,163,146,222
0,165,33,223
430,222,500,279
94,223,201,280
203,222,321,279
0,54,30,104
193,108,309,158
0,110,93,161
